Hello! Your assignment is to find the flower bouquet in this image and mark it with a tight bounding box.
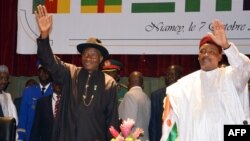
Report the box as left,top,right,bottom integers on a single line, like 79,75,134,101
109,118,144,141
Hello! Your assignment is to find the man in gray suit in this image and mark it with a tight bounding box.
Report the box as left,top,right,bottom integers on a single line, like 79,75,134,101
118,71,151,141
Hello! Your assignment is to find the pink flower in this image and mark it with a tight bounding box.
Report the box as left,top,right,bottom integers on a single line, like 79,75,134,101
109,126,119,138
132,128,144,139
109,118,144,140
120,118,135,138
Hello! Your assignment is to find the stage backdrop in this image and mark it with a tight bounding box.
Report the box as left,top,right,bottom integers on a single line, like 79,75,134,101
17,0,250,54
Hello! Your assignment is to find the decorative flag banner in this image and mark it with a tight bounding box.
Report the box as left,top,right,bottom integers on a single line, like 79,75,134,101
161,96,179,141
33,0,70,13
81,0,122,13
17,0,250,54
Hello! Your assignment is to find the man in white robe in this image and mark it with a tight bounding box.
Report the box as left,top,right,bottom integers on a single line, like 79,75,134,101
161,19,250,141
0,65,18,122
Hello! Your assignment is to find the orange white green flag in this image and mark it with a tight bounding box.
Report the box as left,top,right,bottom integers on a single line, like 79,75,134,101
161,96,179,141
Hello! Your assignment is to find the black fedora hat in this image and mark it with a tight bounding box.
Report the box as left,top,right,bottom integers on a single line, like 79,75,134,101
77,37,109,60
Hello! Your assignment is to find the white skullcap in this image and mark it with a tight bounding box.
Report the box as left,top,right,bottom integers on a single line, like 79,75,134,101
0,65,9,73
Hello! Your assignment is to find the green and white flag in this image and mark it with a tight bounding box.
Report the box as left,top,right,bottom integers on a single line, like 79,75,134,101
161,97,179,141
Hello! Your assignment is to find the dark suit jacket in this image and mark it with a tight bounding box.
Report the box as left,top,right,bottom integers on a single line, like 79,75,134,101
148,87,166,141
0,104,3,117
30,95,54,141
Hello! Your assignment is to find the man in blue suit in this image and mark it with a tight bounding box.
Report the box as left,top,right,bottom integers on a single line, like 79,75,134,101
17,63,53,141
149,65,183,141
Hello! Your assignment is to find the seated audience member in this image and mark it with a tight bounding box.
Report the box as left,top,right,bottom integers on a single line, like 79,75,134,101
30,82,62,141
0,65,18,123
119,71,151,141
161,19,250,141
149,65,183,141
17,62,53,141
101,59,128,103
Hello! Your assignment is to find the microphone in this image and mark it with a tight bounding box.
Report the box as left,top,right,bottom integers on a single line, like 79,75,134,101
243,120,248,125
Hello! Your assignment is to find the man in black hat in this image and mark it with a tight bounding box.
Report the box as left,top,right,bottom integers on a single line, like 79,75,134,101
35,5,119,141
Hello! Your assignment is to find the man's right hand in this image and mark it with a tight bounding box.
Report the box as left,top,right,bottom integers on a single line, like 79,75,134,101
208,19,230,49
35,5,52,39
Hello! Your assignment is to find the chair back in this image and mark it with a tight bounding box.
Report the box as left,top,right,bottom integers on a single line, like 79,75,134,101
0,117,16,141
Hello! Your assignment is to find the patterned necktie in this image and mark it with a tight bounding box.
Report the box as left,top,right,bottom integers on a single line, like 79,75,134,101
41,87,45,95
54,95,61,119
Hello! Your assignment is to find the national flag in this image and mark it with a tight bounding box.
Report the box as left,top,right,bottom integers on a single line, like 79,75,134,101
33,0,70,13
81,0,122,13
161,96,179,141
